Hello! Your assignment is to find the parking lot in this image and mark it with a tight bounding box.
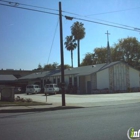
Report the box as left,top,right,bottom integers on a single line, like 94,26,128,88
15,92,140,107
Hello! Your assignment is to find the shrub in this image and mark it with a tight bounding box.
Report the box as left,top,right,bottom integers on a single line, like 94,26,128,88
15,96,33,103
26,98,32,102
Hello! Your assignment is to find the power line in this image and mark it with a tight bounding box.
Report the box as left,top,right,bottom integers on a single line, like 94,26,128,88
62,10,139,31
62,10,139,32
0,3,59,16
1,0,140,17
47,19,59,65
1,0,139,31
86,6,140,16
83,16,139,30
62,10,83,17
64,15,140,32
0,0,58,12
0,1,140,32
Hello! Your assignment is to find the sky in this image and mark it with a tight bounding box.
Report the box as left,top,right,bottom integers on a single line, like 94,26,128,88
0,0,140,70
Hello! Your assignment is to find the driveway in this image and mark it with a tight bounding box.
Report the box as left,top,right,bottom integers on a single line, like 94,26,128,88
15,92,140,107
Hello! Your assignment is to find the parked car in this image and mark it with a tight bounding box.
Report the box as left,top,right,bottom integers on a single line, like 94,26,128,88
44,84,59,95
26,84,41,95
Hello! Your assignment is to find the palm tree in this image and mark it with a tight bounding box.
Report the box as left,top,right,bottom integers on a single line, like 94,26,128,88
64,35,77,68
71,21,85,67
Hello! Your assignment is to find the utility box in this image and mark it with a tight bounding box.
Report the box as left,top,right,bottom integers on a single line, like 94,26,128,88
1,87,15,102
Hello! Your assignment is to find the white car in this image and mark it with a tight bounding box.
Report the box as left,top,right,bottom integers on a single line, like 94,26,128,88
44,84,59,95
26,84,41,95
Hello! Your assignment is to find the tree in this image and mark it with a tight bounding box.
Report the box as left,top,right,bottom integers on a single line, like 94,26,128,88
81,53,93,66
38,63,42,70
34,62,71,71
58,64,71,69
81,37,140,69
81,47,114,66
71,21,85,67
43,62,59,70
43,64,53,70
32,63,43,71
94,47,108,63
113,37,140,68
64,35,77,68
52,62,59,69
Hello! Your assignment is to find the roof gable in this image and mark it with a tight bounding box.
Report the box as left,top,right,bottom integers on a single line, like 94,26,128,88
52,63,106,76
19,69,60,80
0,75,17,81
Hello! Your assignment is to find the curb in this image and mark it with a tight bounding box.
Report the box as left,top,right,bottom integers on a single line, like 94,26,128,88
0,103,52,107
0,106,84,113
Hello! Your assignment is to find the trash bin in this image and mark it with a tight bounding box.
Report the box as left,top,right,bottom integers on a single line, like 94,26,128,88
1,86,15,102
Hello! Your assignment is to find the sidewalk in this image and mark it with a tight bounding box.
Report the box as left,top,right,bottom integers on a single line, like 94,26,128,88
0,92,140,113
0,103,84,113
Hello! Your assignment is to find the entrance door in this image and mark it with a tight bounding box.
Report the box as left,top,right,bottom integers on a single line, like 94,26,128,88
87,81,91,94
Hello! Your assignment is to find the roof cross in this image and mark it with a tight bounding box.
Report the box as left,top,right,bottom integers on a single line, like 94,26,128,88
105,30,110,42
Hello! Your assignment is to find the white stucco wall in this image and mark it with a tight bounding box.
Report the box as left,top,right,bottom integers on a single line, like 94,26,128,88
97,69,109,89
129,67,139,88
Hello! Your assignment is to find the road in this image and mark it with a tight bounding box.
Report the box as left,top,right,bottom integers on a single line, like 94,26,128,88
0,103,140,140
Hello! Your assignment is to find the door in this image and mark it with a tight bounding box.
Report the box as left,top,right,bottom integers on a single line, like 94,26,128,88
87,81,91,94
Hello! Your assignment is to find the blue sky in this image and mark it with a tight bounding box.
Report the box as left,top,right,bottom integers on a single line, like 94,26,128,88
0,0,140,70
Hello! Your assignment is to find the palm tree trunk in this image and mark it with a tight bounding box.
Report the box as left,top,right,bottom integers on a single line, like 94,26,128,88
77,39,80,67
71,50,73,68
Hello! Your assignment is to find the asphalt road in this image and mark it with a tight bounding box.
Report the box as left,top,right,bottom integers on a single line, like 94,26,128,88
0,103,140,140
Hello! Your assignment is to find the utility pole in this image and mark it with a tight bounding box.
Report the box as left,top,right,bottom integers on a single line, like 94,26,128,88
105,30,111,63
59,2,65,106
